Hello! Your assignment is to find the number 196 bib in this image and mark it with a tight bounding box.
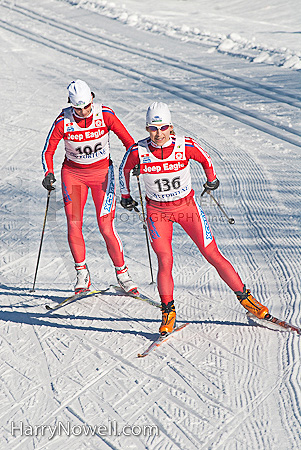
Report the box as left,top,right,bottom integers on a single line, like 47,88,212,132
63,104,110,164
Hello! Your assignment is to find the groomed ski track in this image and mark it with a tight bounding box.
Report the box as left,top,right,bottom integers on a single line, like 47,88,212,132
0,1,300,449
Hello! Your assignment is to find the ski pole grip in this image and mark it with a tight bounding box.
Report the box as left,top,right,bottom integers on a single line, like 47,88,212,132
133,164,140,177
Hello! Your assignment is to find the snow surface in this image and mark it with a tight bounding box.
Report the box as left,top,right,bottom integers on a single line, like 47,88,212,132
0,0,300,449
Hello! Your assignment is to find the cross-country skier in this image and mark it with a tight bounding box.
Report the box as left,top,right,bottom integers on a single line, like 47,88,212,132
119,101,269,335
42,79,138,295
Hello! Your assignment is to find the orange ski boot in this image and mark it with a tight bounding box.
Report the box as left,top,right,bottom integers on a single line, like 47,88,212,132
235,285,269,319
159,301,176,335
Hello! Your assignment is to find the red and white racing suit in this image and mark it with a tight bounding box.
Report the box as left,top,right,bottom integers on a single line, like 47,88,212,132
120,135,244,304
42,103,134,266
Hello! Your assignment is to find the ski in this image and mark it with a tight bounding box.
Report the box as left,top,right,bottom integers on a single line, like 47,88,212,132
45,289,103,312
137,323,189,358
247,312,301,335
111,285,161,308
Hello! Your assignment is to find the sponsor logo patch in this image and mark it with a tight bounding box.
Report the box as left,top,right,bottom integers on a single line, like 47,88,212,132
175,152,184,160
152,115,162,123
148,217,160,240
95,119,103,127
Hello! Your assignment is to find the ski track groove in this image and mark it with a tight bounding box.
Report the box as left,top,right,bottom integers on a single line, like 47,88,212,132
4,287,234,448
200,360,299,450
0,10,301,148
11,357,132,450
98,294,236,409
192,137,300,311
4,3,301,108
6,290,215,450
1,2,300,449
94,294,234,425
28,325,56,399
148,406,200,450
181,320,269,372
63,406,131,450
1,293,177,402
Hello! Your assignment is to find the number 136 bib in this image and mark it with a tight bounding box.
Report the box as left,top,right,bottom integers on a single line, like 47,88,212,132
138,136,192,202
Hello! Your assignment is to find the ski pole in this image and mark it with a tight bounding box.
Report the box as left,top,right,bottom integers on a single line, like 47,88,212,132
30,190,51,292
134,170,155,284
201,188,235,224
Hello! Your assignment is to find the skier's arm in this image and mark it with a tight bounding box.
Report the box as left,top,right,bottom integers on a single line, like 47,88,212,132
42,114,64,176
103,107,135,150
119,144,140,199
185,137,217,182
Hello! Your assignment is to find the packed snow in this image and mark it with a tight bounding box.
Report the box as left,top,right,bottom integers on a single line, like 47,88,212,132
0,0,300,449
65,0,301,70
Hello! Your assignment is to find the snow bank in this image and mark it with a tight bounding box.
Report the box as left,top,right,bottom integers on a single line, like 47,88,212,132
64,0,301,70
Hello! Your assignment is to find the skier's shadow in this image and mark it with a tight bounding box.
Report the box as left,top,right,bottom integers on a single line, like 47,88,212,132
0,284,251,340
0,306,251,344
188,319,250,327
0,284,71,303
0,308,162,339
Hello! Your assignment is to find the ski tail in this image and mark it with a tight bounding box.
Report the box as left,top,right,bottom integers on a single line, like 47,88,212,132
45,289,104,312
111,285,161,308
138,323,189,358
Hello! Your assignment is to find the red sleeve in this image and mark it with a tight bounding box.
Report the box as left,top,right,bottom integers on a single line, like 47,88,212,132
42,113,64,175
185,137,216,182
119,144,140,198
102,106,135,150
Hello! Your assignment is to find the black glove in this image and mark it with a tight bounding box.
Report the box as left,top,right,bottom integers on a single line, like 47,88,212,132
120,196,138,211
132,164,140,177
203,178,220,192
42,172,56,190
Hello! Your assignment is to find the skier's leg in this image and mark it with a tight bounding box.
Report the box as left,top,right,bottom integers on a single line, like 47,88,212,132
178,197,269,318
147,207,176,334
146,207,174,305
61,166,88,264
91,166,138,294
178,196,244,292
91,165,124,268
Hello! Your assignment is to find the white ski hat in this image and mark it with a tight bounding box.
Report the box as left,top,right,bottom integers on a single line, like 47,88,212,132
67,79,92,108
146,102,172,126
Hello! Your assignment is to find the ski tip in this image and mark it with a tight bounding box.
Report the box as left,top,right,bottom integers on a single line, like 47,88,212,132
45,305,52,311
137,353,145,358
